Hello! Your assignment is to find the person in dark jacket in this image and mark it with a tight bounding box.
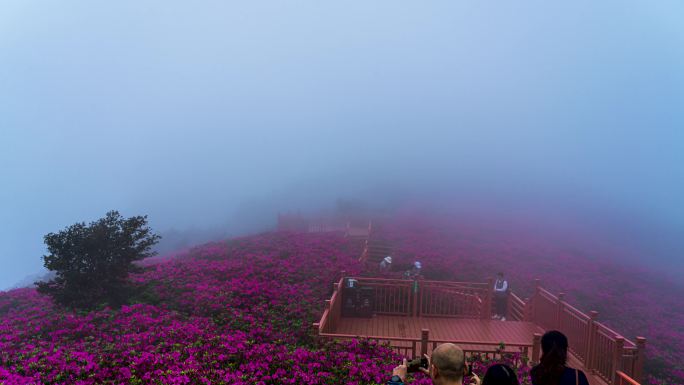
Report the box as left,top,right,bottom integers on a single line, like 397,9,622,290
492,272,508,320
471,364,520,385
531,330,590,385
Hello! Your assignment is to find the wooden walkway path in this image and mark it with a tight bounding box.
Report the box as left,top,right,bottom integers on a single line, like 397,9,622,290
336,316,541,345
315,276,645,385
332,315,609,385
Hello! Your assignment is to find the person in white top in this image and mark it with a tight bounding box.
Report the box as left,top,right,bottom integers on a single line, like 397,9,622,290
380,256,393,270
493,272,508,321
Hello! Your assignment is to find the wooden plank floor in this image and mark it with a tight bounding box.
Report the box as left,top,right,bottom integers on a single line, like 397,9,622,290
332,315,609,385
335,315,542,344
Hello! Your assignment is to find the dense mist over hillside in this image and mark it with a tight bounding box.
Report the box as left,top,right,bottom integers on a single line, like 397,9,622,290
1,0,683,289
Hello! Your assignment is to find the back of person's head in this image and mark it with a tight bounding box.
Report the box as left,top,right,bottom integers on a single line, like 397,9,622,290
531,330,569,385
482,364,519,385
431,343,465,382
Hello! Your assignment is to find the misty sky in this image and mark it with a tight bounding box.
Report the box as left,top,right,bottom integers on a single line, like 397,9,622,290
1,1,683,289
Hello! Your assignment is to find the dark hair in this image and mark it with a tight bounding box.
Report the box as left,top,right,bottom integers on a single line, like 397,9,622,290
531,330,568,385
497,272,504,276
482,364,519,385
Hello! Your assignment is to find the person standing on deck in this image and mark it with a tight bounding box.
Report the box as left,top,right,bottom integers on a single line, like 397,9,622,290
492,272,508,321
403,261,422,279
411,261,422,278
380,256,393,270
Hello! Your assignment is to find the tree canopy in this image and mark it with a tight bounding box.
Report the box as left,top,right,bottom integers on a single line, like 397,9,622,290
37,211,161,309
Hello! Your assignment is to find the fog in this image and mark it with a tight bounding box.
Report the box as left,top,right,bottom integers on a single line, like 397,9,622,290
1,1,683,289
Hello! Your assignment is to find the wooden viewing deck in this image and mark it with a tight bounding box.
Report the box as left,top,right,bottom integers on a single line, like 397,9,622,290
314,277,645,385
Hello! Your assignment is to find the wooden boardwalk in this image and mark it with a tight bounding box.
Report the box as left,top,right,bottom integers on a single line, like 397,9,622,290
330,315,609,385
315,276,645,385
336,316,541,345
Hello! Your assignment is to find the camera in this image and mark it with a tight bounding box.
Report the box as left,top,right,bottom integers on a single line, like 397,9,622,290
406,356,428,373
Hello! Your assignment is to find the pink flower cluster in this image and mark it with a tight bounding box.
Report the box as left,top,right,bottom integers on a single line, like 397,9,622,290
1,215,681,384
0,233,395,385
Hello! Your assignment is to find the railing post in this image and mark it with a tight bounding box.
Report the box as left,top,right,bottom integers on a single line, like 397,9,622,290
556,292,565,330
634,337,646,384
408,283,414,317
532,333,542,363
505,288,512,320
421,329,429,357
530,278,541,323
612,336,625,385
413,279,420,317
585,310,598,371
325,300,332,332
482,277,493,319
312,322,320,342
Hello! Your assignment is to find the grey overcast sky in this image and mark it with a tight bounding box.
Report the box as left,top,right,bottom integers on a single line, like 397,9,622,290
1,1,683,289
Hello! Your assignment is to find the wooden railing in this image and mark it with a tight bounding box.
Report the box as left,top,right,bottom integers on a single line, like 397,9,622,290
507,292,527,321
308,223,347,233
359,239,393,263
317,328,534,362
527,281,646,385
531,287,558,330
346,220,372,240
419,280,487,318
324,277,489,318
616,371,641,385
316,277,345,334
315,276,646,385
365,278,413,315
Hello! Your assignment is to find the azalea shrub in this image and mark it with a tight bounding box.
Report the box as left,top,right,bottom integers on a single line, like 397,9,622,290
1,216,682,384
0,232,390,385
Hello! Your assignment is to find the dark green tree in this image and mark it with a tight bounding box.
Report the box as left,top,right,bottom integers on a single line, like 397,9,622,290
36,210,161,309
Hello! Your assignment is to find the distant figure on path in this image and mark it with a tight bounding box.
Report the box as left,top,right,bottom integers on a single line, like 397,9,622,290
471,363,520,385
411,261,422,277
387,342,467,385
530,330,590,385
403,260,423,279
413,261,422,274
380,256,393,270
493,272,508,321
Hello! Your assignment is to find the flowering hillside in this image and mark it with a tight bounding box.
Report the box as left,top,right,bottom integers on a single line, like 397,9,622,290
1,218,682,384
0,233,406,384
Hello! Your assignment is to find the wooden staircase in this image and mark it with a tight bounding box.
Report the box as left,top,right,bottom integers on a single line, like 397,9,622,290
360,238,394,264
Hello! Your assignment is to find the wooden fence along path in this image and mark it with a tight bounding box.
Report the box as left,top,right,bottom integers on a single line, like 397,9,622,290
314,276,645,385
358,238,393,263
